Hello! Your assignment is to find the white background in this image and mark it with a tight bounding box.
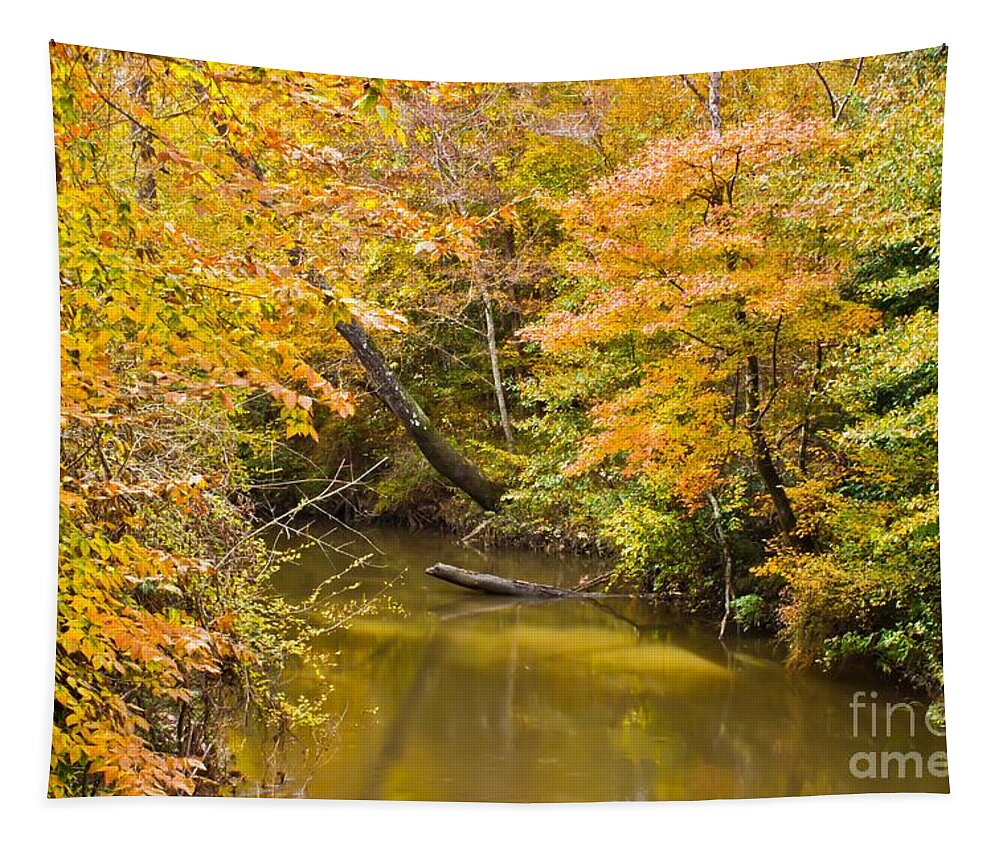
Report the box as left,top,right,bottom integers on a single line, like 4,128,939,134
1,1,995,848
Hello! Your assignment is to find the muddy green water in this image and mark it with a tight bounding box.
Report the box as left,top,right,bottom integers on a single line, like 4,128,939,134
232,524,948,801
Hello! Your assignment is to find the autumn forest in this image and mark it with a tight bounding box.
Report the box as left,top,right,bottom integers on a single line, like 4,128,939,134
51,43,945,798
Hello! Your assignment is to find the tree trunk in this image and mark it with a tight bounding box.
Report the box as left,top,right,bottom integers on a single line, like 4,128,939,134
708,492,735,638
427,563,627,598
336,320,506,511
680,72,723,138
708,72,723,138
130,74,158,205
484,296,514,446
798,342,824,474
745,354,797,540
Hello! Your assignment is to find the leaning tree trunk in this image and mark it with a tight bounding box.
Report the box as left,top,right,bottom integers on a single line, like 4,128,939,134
745,354,797,541
336,319,506,511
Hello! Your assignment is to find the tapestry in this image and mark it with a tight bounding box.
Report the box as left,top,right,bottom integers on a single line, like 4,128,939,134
49,42,948,800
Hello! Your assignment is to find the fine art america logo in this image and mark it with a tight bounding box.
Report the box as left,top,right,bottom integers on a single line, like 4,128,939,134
849,691,948,780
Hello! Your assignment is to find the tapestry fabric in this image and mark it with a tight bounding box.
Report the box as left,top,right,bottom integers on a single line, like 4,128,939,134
49,42,947,800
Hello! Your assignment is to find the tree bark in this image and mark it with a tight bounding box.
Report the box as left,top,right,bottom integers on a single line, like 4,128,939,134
808,59,864,123
130,74,158,205
798,342,824,474
484,296,514,446
336,319,506,511
426,563,615,598
745,354,797,540
680,72,723,138
708,492,735,639
708,71,723,138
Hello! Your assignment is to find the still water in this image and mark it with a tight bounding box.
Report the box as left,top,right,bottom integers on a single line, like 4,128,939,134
232,524,948,801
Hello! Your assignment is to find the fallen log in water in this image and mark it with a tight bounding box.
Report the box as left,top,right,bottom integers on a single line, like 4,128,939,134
426,562,604,598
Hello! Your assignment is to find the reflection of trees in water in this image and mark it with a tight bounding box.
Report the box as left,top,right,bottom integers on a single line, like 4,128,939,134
244,528,946,800
360,626,448,799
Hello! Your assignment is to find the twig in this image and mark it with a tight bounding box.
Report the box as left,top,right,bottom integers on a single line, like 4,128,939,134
219,458,387,572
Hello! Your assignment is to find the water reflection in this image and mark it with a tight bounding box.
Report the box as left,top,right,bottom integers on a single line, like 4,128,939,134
232,525,948,801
